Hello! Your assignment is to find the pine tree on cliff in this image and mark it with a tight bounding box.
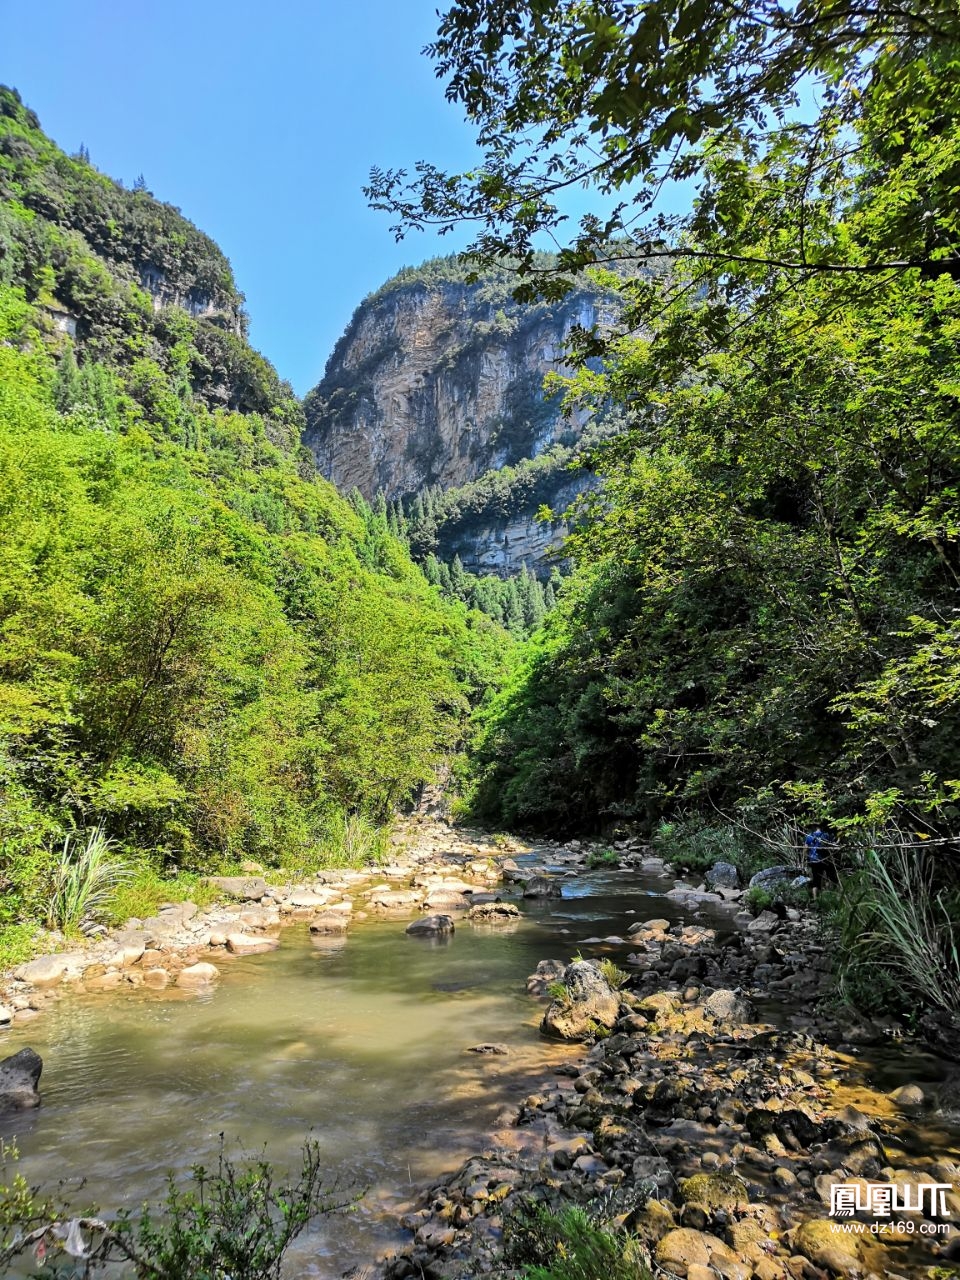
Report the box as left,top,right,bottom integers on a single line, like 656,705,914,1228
450,554,468,601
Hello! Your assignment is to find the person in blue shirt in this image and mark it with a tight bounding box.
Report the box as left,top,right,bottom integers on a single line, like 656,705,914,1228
805,823,834,898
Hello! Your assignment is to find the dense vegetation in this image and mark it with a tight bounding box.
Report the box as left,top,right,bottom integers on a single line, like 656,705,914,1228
360,487,564,635
375,3,960,1019
0,87,508,954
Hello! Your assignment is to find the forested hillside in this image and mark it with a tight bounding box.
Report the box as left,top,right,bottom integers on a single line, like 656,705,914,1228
0,87,506,955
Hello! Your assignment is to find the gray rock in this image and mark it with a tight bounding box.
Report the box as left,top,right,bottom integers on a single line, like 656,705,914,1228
204,875,267,901
748,865,795,890
405,914,455,937
705,861,741,890
0,1047,42,1111
522,876,563,899
176,962,220,987
15,956,64,987
747,909,781,933
702,988,754,1024
225,933,279,955
527,958,566,995
309,914,349,935
889,1083,925,1108
540,960,620,1041
15,954,76,987
467,1043,508,1055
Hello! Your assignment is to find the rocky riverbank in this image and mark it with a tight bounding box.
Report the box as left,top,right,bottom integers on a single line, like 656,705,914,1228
372,862,960,1280
4,823,960,1280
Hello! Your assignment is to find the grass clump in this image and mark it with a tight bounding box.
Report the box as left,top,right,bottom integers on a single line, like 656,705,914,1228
0,923,43,972
831,834,960,1023
279,811,391,878
103,865,220,927
586,848,619,869
47,825,129,933
599,958,630,990
503,1199,649,1280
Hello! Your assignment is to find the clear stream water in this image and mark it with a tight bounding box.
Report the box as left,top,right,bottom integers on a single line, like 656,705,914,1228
2,864,958,1276
0,866,687,1275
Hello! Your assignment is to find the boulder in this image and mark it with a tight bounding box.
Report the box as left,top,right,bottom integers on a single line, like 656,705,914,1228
705,861,741,890
176,962,220,987
422,890,472,911
405,915,455,937
889,1082,925,1108
655,1228,728,1273
679,1171,749,1211
540,960,620,1041
467,901,520,923
527,958,566,995
702,988,754,1024
0,1006,12,1025
793,1219,863,1274
142,968,170,989
15,955,73,987
629,918,670,935
0,1047,42,1111
748,866,795,891
204,875,267,901
747,910,781,933
284,889,340,909
368,889,421,910
225,933,279,955
522,876,563,898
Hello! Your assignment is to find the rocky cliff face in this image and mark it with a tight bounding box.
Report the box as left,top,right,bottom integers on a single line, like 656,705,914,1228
304,273,600,500
304,261,614,575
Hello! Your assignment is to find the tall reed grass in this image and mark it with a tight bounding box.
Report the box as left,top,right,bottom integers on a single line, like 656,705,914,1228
47,825,129,933
834,831,960,1020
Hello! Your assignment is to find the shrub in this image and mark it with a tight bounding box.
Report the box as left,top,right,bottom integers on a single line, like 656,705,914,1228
0,1138,353,1280
586,848,619,869
651,817,764,878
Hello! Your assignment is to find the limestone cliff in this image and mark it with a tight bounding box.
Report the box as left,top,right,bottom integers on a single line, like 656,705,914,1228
303,258,616,574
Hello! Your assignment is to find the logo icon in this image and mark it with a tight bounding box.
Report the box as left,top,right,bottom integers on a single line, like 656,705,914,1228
829,1182,951,1219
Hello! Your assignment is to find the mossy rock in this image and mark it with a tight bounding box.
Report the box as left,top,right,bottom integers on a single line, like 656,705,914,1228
638,992,681,1020
794,1218,863,1273
678,1171,749,1211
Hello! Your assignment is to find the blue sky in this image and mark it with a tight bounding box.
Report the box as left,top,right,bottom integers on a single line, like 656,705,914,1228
3,1,485,393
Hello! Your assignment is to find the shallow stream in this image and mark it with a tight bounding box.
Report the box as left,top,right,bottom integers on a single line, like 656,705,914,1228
0,865,688,1274
3,861,959,1276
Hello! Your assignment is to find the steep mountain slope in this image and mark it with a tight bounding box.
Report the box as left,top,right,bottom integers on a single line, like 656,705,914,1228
0,87,504,941
304,257,618,575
